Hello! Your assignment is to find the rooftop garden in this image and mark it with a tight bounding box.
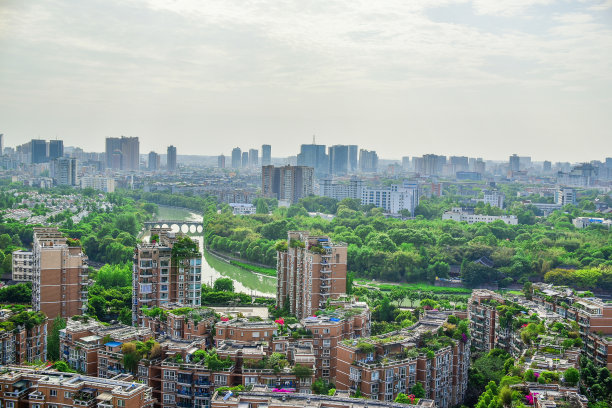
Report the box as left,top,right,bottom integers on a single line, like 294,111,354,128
0,308,46,332
243,352,289,373
141,306,168,321
171,236,200,259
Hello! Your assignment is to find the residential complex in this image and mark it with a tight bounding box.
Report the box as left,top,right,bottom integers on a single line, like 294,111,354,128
276,231,347,319
262,165,314,205
31,227,88,319
319,177,363,201
11,249,33,281
132,228,203,324
0,307,47,364
105,136,140,171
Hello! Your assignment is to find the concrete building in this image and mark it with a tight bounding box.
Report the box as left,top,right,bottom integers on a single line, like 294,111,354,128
349,145,358,172
297,143,328,176
555,187,576,206
31,139,48,163
509,154,520,173
442,208,518,225
31,227,88,319
0,367,155,408
148,151,160,171
52,157,78,186
319,177,363,201
249,149,259,168
231,147,242,168
328,145,350,176
359,149,378,173
276,232,347,320
48,139,64,161
572,217,612,229
229,203,256,215
483,189,504,208
80,176,116,193
0,307,47,364
218,154,226,169
12,250,33,282
132,228,202,325
105,136,140,171
262,165,314,205
140,304,215,342
242,151,249,168
167,145,177,171
262,144,271,166
361,182,420,215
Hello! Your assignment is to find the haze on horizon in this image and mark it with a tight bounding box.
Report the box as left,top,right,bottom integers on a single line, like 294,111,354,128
1,0,611,162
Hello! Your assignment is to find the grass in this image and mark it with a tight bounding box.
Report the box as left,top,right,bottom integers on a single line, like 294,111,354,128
230,260,277,277
356,280,472,294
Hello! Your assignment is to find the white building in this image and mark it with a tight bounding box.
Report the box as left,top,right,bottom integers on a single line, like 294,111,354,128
319,177,363,201
80,176,115,193
12,250,33,281
361,182,420,215
229,203,256,215
555,187,576,206
573,217,611,229
483,190,505,208
442,208,518,225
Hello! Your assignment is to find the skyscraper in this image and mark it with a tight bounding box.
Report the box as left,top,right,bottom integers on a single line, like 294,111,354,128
105,137,122,168
52,157,77,186
328,145,349,175
249,148,259,168
348,145,358,172
262,165,314,204
276,231,347,319
218,154,226,168
0,134,3,155
241,151,249,168
358,149,378,173
231,147,242,168
167,145,177,171
509,154,520,173
297,143,328,176
48,140,64,161
262,144,271,166
31,139,47,164
31,227,88,319
105,136,140,170
148,151,160,171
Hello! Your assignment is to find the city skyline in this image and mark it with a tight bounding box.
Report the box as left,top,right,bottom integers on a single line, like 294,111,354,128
1,1,611,162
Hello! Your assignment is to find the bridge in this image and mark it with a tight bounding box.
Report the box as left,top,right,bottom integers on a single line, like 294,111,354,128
144,220,204,234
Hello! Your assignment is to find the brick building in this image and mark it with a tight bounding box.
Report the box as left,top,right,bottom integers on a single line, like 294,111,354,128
0,307,47,364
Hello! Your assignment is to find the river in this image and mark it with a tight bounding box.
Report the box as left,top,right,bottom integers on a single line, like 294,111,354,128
142,205,277,297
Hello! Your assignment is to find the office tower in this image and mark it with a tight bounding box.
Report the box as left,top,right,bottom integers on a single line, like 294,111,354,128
52,157,77,186
328,145,349,176
450,156,469,172
361,182,420,215
218,154,226,168
509,154,520,173
241,151,249,168
132,228,202,324
231,147,242,168
543,161,552,172
422,154,446,176
249,148,259,168
105,136,139,170
520,156,532,170
167,145,177,171
348,145,358,172
358,149,378,173
276,231,347,319
262,144,271,166
31,227,88,319
148,151,160,171
474,158,486,174
31,139,48,163
555,187,576,206
262,165,314,204
402,156,410,171
48,140,64,160
297,143,328,176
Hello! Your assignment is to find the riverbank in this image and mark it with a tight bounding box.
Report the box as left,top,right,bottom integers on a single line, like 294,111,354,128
206,248,277,279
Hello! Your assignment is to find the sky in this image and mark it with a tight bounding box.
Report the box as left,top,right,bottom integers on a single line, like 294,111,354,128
1,0,611,162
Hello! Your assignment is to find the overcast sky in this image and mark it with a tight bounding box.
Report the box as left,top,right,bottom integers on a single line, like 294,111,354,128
1,0,611,162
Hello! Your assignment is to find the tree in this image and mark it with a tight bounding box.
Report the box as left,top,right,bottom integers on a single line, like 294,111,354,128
563,367,579,386
119,308,132,325
292,364,314,379
214,278,234,292
47,316,67,361
523,281,533,300
410,383,425,398
256,200,269,214
122,342,140,373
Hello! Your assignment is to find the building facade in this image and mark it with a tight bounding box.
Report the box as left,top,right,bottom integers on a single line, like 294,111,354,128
167,145,177,171
262,165,314,205
361,183,420,215
12,250,33,281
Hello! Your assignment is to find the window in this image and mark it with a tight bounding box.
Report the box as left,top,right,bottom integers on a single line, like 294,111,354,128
218,329,223,335
322,340,330,347
314,329,319,334
323,359,330,367
64,392,72,398
322,369,330,377
252,332,260,338
371,371,379,381
230,330,234,335
50,389,57,397
117,400,126,407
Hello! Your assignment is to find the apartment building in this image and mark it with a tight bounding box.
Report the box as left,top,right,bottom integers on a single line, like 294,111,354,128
277,232,347,320
335,312,470,408
467,290,504,352
11,249,33,281
140,304,216,342
262,165,314,205
0,367,155,408
31,227,88,319
215,319,279,347
133,228,202,325
0,307,47,364
60,317,153,376
442,208,518,225
361,183,420,216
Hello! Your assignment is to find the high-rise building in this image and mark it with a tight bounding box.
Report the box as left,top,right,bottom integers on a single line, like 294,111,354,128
421,154,446,176
31,227,88,319
249,148,259,168
0,134,3,155
358,149,378,173
167,145,177,171
297,143,328,176
262,165,314,204
148,151,160,171
450,156,469,172
555,187,576,206
348,145,358,172
402,156,410,171
543,160,552,172
231,147,241,168
320,177,363,201
105,136,140,170
361,182,420,215
218,154,226,168
241,151,249,168
52,157,77,186
509,154,520,173
132,228,202,324
276,231,347,319
48,140,64,160
262,144,271,166
328,145,349,176
31,139,48,164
